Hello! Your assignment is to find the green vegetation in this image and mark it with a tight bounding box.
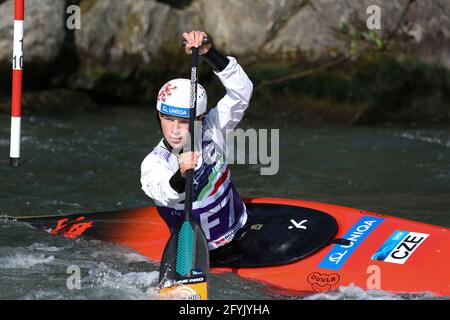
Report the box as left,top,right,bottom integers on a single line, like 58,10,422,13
244,54,450,126
67,51,450,126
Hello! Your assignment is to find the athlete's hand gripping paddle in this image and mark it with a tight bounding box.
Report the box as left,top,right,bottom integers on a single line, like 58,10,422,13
159,37,210,300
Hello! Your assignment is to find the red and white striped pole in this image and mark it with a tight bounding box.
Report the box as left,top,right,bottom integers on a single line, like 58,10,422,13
10,0,24,167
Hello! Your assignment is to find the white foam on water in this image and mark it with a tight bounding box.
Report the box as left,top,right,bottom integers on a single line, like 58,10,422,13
20,136,36,144
28,243,63,252
85,262,160,299
0,216,17,224
121,252,149,263
90,248,149,263
303,283,438,300
396,132,450,148
22,291,66,300
39,200,82,207
0,253,55,269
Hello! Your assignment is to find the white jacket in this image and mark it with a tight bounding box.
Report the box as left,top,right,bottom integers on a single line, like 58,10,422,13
140,57,253,249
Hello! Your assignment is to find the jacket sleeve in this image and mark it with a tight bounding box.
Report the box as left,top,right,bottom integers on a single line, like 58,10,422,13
205,56,253,134
140,153,185,207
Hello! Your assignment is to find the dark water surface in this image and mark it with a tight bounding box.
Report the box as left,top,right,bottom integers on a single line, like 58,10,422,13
0,107,449,299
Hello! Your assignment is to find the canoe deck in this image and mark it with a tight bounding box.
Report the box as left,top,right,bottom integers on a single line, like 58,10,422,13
15,197,450,296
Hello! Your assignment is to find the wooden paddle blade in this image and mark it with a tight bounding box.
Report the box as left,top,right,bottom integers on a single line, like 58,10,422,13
159,221,209,300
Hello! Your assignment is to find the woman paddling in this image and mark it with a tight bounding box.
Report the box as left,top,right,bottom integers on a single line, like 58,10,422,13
140,30,253,250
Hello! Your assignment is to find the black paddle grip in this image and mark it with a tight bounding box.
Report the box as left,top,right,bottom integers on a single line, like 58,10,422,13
181,37,210,48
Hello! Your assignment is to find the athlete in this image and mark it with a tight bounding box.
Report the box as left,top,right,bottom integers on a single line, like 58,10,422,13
140,30,253,250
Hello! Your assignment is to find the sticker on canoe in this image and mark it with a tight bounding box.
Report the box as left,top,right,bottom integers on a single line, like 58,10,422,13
371,230,429,264
319,216,384,270
307,272,340,292
51,216,93,239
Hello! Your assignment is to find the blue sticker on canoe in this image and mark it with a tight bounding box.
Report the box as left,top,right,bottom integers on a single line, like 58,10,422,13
371,230,429,264
319,216,384,270
371,230,409,261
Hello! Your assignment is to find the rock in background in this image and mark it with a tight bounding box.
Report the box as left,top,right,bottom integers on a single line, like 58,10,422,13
75,0,200,67
0,0,448,125
0,0,66,89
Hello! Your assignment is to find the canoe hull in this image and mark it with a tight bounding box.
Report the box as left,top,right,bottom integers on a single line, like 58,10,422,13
17,197,450,296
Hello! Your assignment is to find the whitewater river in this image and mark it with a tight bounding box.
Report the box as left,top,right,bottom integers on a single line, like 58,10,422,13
0,107,449,300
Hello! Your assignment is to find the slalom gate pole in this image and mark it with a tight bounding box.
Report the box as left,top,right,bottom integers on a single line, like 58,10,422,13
10,0,24,168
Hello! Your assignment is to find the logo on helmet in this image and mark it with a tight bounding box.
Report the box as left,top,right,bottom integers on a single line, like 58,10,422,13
158,83,178,103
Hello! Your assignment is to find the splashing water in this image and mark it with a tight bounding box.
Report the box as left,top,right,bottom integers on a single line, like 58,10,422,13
0,109,449,299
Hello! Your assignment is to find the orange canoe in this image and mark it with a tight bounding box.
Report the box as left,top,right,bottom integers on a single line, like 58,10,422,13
17,197,450,297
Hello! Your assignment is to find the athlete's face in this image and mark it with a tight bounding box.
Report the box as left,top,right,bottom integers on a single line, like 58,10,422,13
159,112,205,149
159,113,190,148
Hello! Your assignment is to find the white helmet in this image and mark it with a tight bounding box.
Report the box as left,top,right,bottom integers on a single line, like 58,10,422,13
156,78,207,118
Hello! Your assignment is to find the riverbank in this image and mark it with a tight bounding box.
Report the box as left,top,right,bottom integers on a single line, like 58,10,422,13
0,0,449,126
1,53,448,127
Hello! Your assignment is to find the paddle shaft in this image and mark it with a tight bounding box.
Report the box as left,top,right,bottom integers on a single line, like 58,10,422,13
184,46,199,222
158,38,211,296
183,37,209,222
